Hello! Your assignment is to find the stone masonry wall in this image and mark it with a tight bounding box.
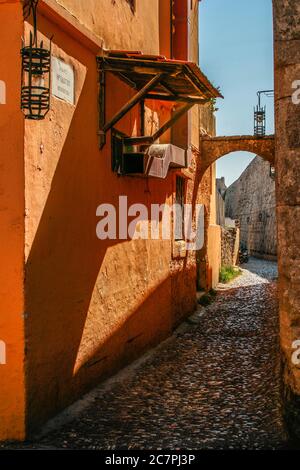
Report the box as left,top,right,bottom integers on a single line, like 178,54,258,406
225,156,277,258
273,0,300,438
221,227,240,267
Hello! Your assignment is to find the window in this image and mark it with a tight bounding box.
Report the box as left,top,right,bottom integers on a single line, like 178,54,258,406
175,176,185,240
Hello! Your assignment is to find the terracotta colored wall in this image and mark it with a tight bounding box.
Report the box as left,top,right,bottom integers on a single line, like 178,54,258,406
207,224,221,289
207,163,221,287
159,0,171,58
56,0,160,55
0,0,217,438
0,0,26,441
210,163,217,225
23,5,200,432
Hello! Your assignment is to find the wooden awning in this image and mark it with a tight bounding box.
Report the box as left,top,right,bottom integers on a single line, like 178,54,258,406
98,51,222,103
97,51,222,148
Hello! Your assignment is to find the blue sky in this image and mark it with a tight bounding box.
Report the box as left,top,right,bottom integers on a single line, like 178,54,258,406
199,0,274,186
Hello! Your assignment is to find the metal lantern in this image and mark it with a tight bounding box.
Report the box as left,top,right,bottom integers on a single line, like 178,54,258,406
254,105,266,137
21,1,51,120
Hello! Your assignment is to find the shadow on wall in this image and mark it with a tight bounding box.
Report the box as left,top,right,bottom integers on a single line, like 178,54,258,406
24,84,173,432
24,90,173,434
24,16,199,434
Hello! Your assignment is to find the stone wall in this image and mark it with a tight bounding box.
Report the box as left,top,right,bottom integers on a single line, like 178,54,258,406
216,190,225,227
200,135,275,175
221,227,240,267
225,156,277,259
273,0,300,437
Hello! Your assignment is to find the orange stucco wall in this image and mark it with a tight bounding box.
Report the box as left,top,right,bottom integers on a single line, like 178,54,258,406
0,0,218,438
207,224,222,289
56,0,160,55
23,6,197,432
207,163,221,289
0,0,26,441
159,0,171,58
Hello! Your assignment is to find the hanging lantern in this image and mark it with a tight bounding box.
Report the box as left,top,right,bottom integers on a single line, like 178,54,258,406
254,105,266,137
21,0,52,120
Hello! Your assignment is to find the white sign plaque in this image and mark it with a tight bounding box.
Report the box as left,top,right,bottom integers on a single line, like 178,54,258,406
52,57,75,105
0,80,6,104
0,340,6,365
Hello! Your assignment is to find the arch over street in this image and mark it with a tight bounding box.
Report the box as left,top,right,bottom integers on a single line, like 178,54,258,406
200,135,275,174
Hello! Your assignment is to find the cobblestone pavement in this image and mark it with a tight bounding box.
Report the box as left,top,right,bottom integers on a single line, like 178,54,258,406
2,258,288,450
219,257,279,289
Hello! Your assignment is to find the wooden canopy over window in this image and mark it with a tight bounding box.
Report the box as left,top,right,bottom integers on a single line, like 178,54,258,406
97,51,222,148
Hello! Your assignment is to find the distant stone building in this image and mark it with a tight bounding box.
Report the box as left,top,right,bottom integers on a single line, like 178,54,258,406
225,156,277,259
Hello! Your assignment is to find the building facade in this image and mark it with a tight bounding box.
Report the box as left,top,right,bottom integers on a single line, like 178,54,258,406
0,0,221,440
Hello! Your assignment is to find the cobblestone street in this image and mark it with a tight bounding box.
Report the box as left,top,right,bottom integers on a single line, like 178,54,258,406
2,258,288,450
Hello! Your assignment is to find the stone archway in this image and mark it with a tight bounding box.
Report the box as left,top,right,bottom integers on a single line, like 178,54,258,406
195,133,276,308
200,134,275,174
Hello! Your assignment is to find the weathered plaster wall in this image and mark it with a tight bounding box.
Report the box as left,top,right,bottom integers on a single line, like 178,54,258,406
273,0,300,432
225,156,277,258
189,0,201,151
22,2,214,433
171,166,198,327
207,224,221,288
23,12,175,432
197,103,220,290
159,0,171,58
0,0,217,438
0,0,26,441
56,0,160,54
196,163,221,291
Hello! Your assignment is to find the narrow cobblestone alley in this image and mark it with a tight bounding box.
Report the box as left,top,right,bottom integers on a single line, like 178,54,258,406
2,258,288,450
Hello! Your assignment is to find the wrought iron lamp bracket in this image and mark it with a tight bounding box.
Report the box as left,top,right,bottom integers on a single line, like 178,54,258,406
21,0,52,120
